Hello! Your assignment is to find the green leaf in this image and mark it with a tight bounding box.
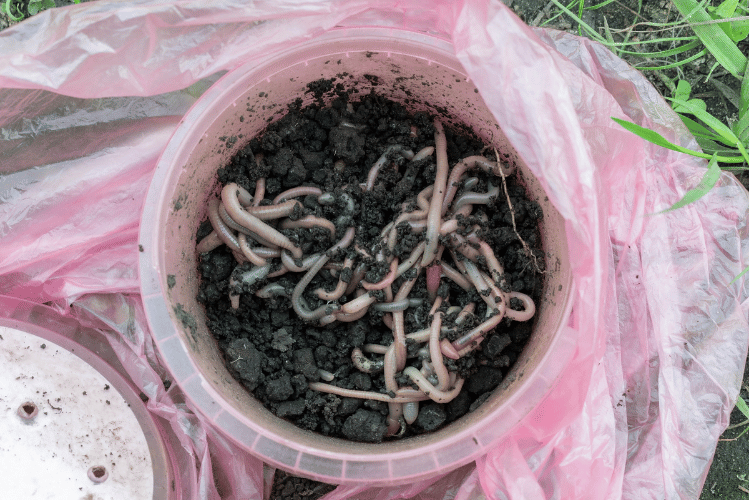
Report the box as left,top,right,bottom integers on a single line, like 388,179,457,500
737,395,750,419
585,0,617,9
680,115,727,142
27,0,54,15
732,113,748,148
730,266,749,285
612,117,747,163
655,155,721,214
675,80,692,102
3,0,23,20
667,97,741,146
673,98,707,114
672,0,748,78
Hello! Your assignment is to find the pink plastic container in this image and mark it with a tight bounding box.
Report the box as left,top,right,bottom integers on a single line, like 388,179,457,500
0,296,190,499
139,27,576,485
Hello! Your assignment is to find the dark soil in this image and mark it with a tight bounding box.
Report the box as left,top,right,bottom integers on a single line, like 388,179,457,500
197,83,545,443
270,470,336,500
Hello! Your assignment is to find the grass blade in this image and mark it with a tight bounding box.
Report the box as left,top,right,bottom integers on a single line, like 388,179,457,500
612,117,747,163
736,395,749,419
672,0,748,78
667,97,741,145
618,40,701,58
654,155,721,214
730,266,748,285
636,49,707,71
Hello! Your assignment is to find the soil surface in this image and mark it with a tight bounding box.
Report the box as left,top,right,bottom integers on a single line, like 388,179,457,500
197,84,545,443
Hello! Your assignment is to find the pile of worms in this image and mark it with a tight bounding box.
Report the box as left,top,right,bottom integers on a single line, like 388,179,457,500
198,118,537,437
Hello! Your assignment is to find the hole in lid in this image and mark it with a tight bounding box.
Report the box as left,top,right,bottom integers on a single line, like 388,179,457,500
88,466,109,483
17,401,38,420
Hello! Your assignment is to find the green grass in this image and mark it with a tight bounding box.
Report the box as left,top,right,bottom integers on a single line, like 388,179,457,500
549,0,747,216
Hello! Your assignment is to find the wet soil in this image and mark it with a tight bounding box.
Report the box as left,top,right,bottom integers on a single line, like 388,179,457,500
197,84,545,443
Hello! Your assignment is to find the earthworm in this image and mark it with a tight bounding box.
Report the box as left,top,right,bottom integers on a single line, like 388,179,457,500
351,347,384,374
439,205,473,235
478,270,509,313
383,345,402,436
362,259,398,290
451,313,505,353
363,344,388,355
392,266,421,371
280,215,336,239
468,234,505,283
464,176,479,189
273,186,323,204
219,203,260,236
366,145,415,191
318,369,335,382
253,178,265,206
245,199,302,220
441,156,513,215
207,198,241,252
317,193,335,205
238,233,267,266
449,233,482,262
382,314,394,329
417,185,434,213
229,263,271,309
281,251,323,272
426,262,442,305
222,183,302,258
232,183,255,206
291,227,354,321
334,290,370,322
307,383,427,404
197,231,223,253
440,262,472,290
251,247,281,259
402,367,465,403
237,263,272,287
396,241,426,276
459,259,499,311
354,244,373,260
340,292,376,315
344,263,367,296
411,146,434,162
452,182,499,213
314,257,353,301
266,266,288,278
429,308,451,391
505,291,536,322
219,205,281,249
403,401,419,425
256,283,288,298
455,302,476,326
371,298,410,312
421,118,448,267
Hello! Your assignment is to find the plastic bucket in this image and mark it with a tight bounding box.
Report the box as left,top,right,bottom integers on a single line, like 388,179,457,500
139,27,575,486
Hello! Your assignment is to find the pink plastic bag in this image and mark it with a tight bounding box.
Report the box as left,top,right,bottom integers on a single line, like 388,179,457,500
0,1,746,499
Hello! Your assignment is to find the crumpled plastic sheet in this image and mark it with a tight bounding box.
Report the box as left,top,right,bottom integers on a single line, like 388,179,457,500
0,1,746,499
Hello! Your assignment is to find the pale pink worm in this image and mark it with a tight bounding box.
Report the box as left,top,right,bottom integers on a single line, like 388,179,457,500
402,367,464,403
421,119,449,267
273,186,323,204
362,259,398,290
222,183,302,258
280,215,336,239
441,156,514,215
